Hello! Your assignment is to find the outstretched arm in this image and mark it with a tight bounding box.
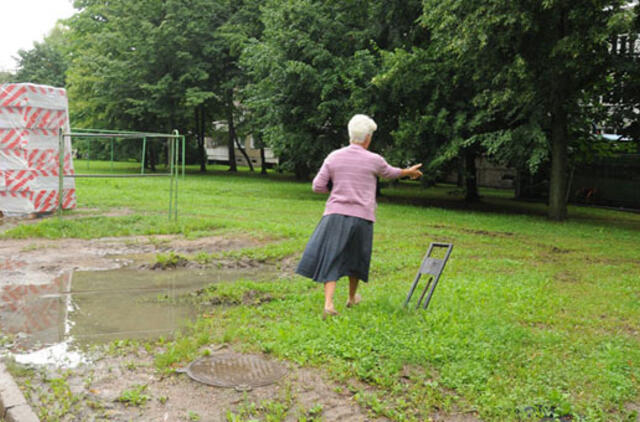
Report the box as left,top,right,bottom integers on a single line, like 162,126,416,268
377,156,422,180
400,163,423,180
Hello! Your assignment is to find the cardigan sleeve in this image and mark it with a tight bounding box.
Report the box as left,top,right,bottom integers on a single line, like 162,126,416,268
375,154,402,179
312,159,331,193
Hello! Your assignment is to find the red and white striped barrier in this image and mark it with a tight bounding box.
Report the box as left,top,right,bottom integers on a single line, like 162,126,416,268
0,129,62,151
0,170,75,192
32,188,76,212
0,83,68,110
0,83,76,215
24,149,74,174
0,148,27,170
0,190,34,213
0,107,69,130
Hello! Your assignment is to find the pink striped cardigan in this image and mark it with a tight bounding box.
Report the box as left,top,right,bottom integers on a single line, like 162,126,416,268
312,144,402,222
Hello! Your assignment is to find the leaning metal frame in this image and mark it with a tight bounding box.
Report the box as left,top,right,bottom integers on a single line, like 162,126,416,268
57,128,185,221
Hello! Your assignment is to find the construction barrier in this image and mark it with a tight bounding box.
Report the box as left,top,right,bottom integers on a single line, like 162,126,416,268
0,83,76,216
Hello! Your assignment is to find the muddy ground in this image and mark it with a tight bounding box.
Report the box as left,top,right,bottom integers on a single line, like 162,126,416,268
0,213,485,421
0,222,391,421
11,345,394,422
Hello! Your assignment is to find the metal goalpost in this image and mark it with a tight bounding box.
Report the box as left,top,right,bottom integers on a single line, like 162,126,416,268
57,128,186,221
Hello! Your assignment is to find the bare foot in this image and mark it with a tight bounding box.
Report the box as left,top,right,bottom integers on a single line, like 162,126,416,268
322,308,339,320
346,294,361,308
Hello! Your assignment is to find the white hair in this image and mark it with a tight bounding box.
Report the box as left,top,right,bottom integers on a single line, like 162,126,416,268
348,114,377,144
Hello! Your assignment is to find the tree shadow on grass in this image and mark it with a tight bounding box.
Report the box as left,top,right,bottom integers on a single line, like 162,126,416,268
379,183,640,232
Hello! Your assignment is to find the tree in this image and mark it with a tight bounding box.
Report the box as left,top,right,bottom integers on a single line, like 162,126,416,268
404,0,636,219
0,72,13,83
241,0,423,179
14,25,70,87
65,0,222,168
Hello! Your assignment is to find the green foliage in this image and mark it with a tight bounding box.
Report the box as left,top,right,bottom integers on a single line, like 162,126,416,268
36,371,82,421
13,24,70,87
155,251,188,268
12,0,636,215
376,0,639,216
116,384,150,407
241,0,423,178
0,71,14,83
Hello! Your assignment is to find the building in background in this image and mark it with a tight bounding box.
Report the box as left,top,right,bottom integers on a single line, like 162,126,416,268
204,121,278,168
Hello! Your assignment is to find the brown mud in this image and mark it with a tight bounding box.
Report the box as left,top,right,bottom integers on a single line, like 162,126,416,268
12,346,389,422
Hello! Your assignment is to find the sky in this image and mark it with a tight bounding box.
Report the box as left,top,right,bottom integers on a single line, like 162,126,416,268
0,0,76,72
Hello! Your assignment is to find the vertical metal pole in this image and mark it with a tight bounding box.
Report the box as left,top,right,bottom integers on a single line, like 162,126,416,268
87,138,90,170
416,277,433,309
181,135,185,178
174,137,179,220
168,137,174,220
404,273,423,308
57,129,64,216
141,137,147,174
110,138,114,170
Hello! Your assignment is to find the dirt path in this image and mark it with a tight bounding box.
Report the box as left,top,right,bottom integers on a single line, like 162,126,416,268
13,346,388,421
0,233,263,286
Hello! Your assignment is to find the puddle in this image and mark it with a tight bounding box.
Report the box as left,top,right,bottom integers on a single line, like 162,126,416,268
0,265,276,367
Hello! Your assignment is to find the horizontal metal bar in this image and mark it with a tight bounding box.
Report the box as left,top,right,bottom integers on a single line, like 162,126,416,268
70,128,184,138
66,173,172,178
63,132,182,139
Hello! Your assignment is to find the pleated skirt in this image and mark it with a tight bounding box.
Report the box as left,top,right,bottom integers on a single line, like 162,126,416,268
295,214,373,283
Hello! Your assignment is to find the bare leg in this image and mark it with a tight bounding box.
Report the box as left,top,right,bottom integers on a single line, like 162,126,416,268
347,276,361,307
348,276,359,302
324,281,336,311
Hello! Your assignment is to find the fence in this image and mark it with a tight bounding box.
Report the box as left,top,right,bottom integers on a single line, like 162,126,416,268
57,128,185,220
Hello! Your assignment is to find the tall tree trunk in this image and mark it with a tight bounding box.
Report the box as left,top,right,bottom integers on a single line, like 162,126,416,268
548,105,569,220
456,156,464,187
257,133,267,175
148,143,156,172
514,168,524,199
464,149,479,202
197,105,207,173
225,90,237,172
548,7,569,221
234,134,254,172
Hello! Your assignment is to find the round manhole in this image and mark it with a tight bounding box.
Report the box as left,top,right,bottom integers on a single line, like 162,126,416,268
182,352,287,390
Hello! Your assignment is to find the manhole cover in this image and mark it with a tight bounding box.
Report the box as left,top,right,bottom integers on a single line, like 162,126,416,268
182,352,287,390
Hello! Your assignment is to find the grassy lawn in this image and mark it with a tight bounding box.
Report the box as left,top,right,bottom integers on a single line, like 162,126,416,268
3,160,639,421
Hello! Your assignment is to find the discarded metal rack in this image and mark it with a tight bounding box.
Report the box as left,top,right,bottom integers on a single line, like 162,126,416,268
404,242,453,310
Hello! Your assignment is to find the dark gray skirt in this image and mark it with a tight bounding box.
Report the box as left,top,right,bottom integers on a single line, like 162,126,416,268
296,214,373,283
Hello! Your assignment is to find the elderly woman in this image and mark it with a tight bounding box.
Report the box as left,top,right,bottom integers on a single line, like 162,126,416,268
296,114,422,318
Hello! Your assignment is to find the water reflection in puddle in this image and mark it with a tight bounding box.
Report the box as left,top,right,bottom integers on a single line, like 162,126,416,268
0,265,274,366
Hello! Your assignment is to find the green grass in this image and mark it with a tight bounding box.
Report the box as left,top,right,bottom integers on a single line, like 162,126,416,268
3,160,640,421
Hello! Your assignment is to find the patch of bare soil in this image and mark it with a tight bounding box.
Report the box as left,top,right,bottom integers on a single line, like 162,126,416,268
0,207,135,234
623,403,640,421
17,347,389,422
460,228,515,238
0,234,262,286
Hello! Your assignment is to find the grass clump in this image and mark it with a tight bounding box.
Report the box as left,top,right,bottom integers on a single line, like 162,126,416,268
116,384,150,407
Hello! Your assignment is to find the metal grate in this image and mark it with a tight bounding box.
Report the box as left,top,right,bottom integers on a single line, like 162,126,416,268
182,353,287,391
404,242,453,310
